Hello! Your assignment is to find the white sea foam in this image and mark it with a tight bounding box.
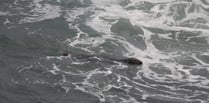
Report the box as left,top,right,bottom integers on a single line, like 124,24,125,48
14,0,209,102
19,0,62,23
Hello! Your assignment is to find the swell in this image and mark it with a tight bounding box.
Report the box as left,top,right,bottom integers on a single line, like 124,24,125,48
2,0,209,103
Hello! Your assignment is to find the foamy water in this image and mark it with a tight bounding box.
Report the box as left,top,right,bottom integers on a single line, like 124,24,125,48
1,0,209,103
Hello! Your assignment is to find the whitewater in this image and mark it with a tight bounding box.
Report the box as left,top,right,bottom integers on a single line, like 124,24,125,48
0,0,209,103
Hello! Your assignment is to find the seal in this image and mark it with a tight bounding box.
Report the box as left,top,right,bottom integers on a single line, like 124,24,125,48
118,58,143,65
62,50,69,56
61,51,142,65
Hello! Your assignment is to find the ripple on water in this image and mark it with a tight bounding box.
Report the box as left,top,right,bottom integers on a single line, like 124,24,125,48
1,0,209,103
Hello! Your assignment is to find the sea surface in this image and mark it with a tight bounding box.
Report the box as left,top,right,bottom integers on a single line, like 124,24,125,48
1,0,209,103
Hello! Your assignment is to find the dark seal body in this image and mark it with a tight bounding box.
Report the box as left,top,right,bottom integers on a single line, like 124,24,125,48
61,51,143,65
119,58,143,65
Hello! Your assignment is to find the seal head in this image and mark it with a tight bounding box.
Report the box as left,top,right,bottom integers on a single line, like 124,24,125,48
62,50,69,56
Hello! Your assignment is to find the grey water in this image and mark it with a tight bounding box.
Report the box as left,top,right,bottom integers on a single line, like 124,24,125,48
1,0,209,103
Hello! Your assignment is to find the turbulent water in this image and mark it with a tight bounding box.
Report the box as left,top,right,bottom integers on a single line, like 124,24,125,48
1,0,209,103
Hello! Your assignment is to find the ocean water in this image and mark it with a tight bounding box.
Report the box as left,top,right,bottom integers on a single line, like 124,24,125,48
0,0,209,103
